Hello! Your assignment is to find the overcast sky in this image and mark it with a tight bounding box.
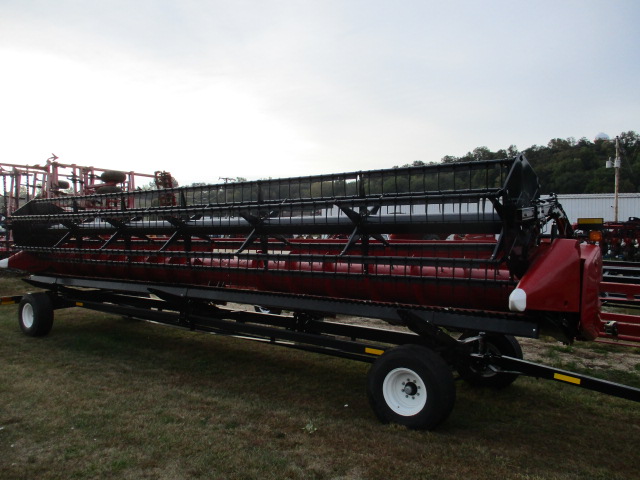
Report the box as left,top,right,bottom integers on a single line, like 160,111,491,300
1,0,638,186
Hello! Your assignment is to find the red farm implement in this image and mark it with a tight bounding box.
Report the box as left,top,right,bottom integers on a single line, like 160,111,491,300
0,155,174,258
2,154,639,429
598,261,640,344
574,217,640,343
576,217,640,262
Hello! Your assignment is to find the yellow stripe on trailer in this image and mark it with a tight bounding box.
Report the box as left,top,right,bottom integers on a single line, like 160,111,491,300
365,347,385,356
577,217,604,225
1,296,21,305
554,373,581,385
75,302,84,307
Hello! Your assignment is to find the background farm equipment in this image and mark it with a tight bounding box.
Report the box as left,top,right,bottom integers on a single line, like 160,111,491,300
0,155,174,257
2,154,639,429
575,216,640,262
570,217,640,344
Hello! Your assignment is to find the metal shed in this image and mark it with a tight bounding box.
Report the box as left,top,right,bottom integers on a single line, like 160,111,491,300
555,193,640,223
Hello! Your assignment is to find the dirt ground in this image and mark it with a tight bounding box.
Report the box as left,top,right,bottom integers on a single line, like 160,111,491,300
518,337,640,371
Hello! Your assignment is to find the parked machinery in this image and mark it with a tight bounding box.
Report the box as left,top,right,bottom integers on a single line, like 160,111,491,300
576,217,640,261
2,155,638,429
0,155,173,257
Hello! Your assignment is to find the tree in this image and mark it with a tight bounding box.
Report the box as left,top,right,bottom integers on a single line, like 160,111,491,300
432,131,638,194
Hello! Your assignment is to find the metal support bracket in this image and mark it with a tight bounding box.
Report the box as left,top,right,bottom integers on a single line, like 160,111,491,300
396,309,460,351
337,203,389,256
235,210,291,255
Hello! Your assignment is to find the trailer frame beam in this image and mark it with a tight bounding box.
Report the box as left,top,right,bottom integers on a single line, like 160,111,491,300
24,274,540,338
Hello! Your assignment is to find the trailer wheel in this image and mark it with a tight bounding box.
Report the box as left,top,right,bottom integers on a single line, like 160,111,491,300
457,333,523,388
367,344,456,430
18,293,54,337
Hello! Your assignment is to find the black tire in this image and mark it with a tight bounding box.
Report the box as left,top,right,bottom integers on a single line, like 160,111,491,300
457,333,523,388
367,344,456,430
95,185,123,194
18,293,54,337
100,170,127,183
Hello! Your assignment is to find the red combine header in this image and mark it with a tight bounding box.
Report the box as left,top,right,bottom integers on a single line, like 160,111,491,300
2,154,638,429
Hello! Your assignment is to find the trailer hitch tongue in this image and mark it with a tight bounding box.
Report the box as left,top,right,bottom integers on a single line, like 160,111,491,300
469,353,515,375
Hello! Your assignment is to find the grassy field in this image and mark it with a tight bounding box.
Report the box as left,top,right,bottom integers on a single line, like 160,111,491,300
1,272,639,480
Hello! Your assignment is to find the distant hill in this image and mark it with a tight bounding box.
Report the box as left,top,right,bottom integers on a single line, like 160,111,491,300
407,131,640,195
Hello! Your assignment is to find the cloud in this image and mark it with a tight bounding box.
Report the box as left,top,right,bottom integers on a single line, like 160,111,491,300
0,48,320,182
0,1,638,185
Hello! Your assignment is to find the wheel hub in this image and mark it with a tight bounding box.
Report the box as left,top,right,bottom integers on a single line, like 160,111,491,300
402,382,418,396
382,367,427,417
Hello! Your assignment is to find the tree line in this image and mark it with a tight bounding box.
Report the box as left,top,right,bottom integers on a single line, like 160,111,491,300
405,131,640,195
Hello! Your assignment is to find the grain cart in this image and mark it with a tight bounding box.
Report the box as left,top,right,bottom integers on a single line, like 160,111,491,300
2,155,639,429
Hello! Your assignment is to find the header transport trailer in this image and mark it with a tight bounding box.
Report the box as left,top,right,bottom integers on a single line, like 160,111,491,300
2,154,639,430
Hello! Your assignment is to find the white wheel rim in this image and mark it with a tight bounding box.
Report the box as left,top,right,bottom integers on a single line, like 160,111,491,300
382,367,427,416
22,303,35,329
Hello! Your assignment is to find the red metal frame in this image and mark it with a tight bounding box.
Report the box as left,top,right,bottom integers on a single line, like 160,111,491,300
0,156,175,213
1,155,172,257
599,280,640,343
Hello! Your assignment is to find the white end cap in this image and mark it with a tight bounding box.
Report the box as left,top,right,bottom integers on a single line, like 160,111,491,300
509,288,527,312
0,257,9,269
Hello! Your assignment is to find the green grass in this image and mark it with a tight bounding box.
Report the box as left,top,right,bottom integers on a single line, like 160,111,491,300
1,273,639,479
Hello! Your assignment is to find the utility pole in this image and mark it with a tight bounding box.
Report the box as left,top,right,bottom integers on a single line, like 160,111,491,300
614,136,621,223
606,136,622,222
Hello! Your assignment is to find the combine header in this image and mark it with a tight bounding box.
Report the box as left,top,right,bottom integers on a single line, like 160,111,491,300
2,154,638,429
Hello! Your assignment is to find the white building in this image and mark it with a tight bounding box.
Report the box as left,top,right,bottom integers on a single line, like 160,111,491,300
555,193,640,223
